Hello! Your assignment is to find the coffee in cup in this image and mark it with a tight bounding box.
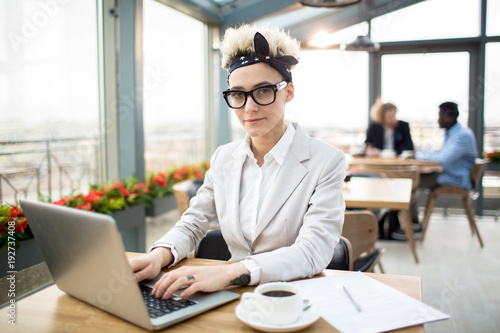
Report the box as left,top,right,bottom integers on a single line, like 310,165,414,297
240,282,303,325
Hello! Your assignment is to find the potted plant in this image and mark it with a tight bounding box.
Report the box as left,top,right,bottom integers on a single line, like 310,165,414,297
52,178,152,252
0,203,44,276
145,161,210,217
485,150,500,171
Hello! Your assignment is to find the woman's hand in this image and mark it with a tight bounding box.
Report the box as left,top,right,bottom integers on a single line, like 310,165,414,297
365,145,381,157
129,247,173,282
151,262,249,299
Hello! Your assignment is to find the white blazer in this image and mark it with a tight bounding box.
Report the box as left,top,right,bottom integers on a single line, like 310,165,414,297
155,123,346,283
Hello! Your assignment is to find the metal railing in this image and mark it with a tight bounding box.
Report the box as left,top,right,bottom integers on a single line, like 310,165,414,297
0,137,100,203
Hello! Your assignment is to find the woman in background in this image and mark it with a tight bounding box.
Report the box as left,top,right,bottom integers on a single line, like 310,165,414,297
363,100,418,240
365,100,414,157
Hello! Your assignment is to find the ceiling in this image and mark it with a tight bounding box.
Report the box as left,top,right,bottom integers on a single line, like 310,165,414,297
156,0,425,45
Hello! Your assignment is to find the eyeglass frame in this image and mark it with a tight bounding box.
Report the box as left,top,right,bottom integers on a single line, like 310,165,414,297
222,81,288,109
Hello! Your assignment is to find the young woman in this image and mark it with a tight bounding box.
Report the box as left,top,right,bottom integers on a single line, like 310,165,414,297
129,25,346,299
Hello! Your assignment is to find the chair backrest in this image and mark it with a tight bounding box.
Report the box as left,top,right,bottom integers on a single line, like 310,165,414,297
470,160,485,191
326,236,353,271
341,211,378,260
195,229,231,261
172,179,203,216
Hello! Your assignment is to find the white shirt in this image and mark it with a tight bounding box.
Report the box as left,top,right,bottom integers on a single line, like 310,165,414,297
239,123,296,284
383,128,394,150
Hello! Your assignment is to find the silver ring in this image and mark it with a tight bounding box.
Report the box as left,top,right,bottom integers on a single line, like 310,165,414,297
187,275,195,281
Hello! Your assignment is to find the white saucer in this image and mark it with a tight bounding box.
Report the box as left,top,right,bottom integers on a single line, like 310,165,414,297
235,304,320,332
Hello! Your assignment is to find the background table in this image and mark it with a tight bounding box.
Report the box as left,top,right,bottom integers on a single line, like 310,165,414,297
343,177,420,263
1,257,423,333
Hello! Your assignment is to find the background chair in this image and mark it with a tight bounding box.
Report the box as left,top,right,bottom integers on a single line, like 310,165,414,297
326,236,353,271
342,211,385,273
349,165,421,238
172,179,204,217
420,160,485,247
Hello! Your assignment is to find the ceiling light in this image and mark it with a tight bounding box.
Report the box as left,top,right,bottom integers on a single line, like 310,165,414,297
340,35,380,52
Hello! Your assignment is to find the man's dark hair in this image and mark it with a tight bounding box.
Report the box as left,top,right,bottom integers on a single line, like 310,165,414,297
439,101,459,119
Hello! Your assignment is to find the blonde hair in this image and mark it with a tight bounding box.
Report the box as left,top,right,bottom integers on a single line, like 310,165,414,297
370,98,398,124
220,24,300,71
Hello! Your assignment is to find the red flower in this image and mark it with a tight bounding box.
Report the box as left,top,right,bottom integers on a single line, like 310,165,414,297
85,190,102,204
53,198,67,206
10,206,20,217
153,175,167,187
120,187,131,197
113,180,124,188
76,202,92,211
15,217,27,234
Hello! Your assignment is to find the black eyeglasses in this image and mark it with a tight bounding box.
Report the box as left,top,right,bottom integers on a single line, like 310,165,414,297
222,81,288,109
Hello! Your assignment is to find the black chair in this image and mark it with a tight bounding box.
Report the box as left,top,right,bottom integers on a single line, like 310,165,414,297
326,236,353,271
195,229,231,260
196,230,354,272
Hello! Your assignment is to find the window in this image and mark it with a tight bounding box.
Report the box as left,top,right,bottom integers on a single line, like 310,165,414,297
484,43,500,152
143,0,206,171
288,49,369,150
381,52,470,151
487,0,500,36
0,0,99,202
371,0,481,42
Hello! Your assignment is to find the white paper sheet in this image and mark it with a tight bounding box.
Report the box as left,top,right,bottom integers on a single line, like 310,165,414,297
291,272,449,333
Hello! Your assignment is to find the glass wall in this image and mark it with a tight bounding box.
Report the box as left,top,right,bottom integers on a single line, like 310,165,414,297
487,0,500,36
371,0,481,42
484,42,500,153
0,0,99,203
381,52,470,151
289,49,369,150
143,0,207,171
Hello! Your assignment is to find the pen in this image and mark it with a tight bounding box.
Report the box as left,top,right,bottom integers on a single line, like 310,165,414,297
343,285,362,312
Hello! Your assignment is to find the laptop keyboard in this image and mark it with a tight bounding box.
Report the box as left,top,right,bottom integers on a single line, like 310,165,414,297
140,285,197,318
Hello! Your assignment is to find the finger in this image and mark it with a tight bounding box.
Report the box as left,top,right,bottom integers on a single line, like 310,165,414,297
128,258,143,272
179,282,202,298
153,273,178,298
162,275,197,300
134,268,155,283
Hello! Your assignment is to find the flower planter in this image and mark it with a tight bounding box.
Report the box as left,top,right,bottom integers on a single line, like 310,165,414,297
111,204,146,253
0,238,44,278
486,162,500,172
145,194,177,217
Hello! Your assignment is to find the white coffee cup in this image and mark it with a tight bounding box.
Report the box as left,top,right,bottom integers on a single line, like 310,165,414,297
240,282,303,325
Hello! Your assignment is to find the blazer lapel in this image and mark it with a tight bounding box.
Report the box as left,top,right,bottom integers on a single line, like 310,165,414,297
223,146,251,251
253,124,310,239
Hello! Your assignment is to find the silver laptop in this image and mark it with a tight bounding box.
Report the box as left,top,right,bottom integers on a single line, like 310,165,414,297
20,199,239,331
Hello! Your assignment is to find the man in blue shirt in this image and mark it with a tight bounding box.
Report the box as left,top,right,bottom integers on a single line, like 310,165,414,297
415,101,478,191
391,102,477,241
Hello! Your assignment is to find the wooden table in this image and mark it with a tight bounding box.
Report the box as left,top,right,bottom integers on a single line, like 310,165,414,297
0,257,423,333
348,157,441,174
343,177,419,263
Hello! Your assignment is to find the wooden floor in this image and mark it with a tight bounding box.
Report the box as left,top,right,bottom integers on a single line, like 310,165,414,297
376,212,500,333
